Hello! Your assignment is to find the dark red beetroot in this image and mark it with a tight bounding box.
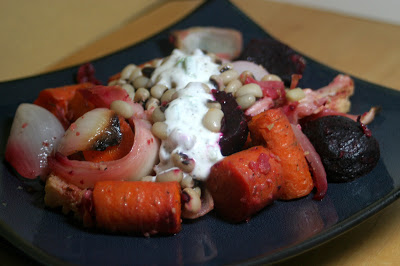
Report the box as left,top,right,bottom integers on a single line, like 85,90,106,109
301,116,380,182
212,90,248,156
239,38,306,86
207,146,283,223
76,63,102,85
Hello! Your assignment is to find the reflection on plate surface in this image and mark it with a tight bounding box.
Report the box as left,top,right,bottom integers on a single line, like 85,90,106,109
0,0,400,265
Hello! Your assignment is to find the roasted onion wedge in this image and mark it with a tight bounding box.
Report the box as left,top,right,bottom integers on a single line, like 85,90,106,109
57,108,121,156
48,118,160,189
5,104,65,179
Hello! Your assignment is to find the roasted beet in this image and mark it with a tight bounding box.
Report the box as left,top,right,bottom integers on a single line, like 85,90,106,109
301,116,380,182
238,38,306,86
212,90,248,156
76,63,102,85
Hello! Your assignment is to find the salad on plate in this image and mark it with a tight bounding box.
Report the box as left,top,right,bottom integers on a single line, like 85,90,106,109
4,27,380,236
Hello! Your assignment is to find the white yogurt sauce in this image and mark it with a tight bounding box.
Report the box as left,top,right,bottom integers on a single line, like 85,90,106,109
151,49,220,90
150,49,224,181
154,82,224,181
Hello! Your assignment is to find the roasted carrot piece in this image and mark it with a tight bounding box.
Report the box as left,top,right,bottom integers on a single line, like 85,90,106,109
33,82,94,129
207,146,283,223
93,181,182,235
248,108,314,200
67,89,96,122
82,117,134,162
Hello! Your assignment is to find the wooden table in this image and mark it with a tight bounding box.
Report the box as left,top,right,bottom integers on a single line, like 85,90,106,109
1,0,400,264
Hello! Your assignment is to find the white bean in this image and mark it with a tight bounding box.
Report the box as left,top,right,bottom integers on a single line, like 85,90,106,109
150,84,168,99
261,74,282,82
236,83,263,98
151,106,166,122
134,88,150,102
120,64,137,80
132,76,150,89
236,94,256,109
225,79,242,95
286,87,306,102
182,188,201,213
220,69,239,85
121,83,135,100
128,68,142,82
151,122,168,140
156,168,183,183
202,108,224,132
110,100,134,119
160,89,176,103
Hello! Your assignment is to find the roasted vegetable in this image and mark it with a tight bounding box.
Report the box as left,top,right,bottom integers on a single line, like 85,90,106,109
301,115,380,182
207,146,283,222
248,108,314,200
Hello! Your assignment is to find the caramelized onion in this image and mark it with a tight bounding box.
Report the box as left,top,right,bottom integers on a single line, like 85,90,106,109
57,108,121,156
291,124,327,200
48,118,160,189
5,104,65,178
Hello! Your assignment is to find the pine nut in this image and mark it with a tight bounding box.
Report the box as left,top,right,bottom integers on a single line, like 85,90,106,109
261,74,282,82
182,188,201,214
180,176,195,189
151,106,166,122
202,108,224,132
236,83,263,98
210,75,224,90
220,69,239,85
133,76,150,89
110,100,134,119
156,168,183,183
120,64,137,80
150,84,168,99
225,79,242,95
145,97,160,111
160,89,176,103
286,87,306,102
151,122,168,140
134,88,150,102
206,100,221,110
236,94,256,109
171,152,195,173
128,68,142,82
121,83,135,100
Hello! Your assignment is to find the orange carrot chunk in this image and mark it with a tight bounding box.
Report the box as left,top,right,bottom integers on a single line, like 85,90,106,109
33,82,94,129
82,117,134,162
93,181,182,236
207,146,283,223
248,108,314,200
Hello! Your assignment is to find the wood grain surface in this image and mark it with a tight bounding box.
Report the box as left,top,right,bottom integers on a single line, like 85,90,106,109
1,0,400,264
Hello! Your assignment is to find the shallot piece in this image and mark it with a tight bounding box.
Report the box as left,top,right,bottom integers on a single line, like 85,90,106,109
170,27,243,60
291,124,327,200
48,118,160,189
5,104,65,178
57,108,121,156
